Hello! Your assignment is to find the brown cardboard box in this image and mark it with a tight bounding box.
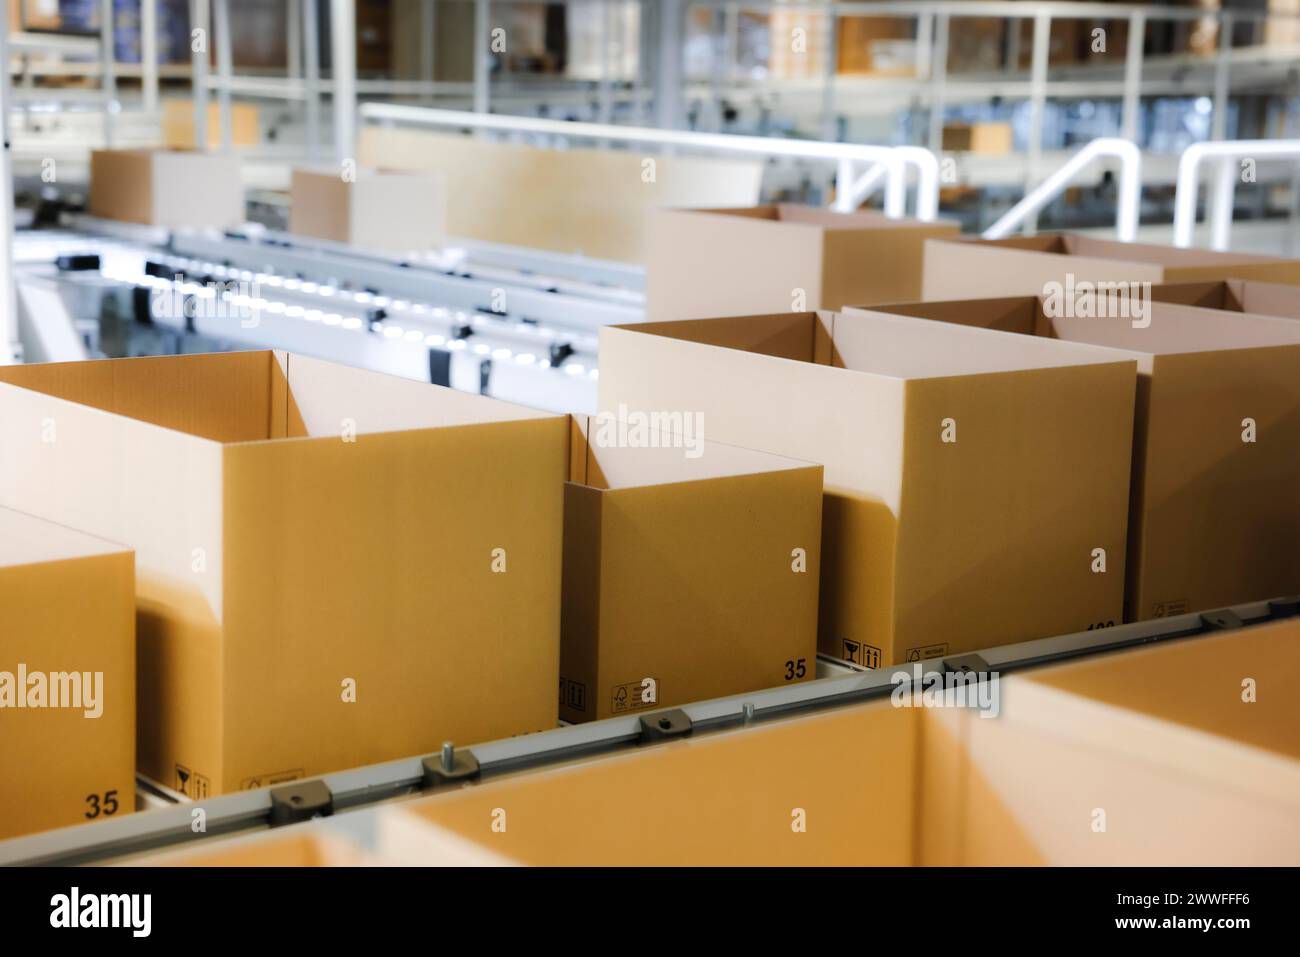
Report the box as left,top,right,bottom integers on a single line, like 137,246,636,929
161,99,260,150
289,165,447,253
941,122,1014,155
923,233,1300,300
0,508,135,841
89,149,244,230
646,205,960,321
356,126,764,263
0,351,566,796
598,311,1137,666
379,623,1300,864
560,417,822,722
132,827,379,866
1151,278,1300,320
857,296,1300,620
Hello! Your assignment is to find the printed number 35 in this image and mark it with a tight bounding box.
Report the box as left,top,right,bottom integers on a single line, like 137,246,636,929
85,790,120,819
784,658,807,681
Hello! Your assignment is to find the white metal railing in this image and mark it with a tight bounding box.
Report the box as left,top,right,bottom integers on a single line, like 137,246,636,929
1173,140,1300,250
359,103,941,221
984,137,1141,242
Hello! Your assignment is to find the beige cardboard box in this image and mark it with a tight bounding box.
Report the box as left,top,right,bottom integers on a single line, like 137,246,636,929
0,508,135,841
923,233,1300,300
356,126,764,263
289,165,448,253
380,623,1300,864
599,311,1137,666
560,417,822,722
161,99,260,150
132,826,380,867
860,296,1300,620
0,351,566,796
1151,278,1300,320
89,149,244,230
941,122,1013,155
646,205,960,321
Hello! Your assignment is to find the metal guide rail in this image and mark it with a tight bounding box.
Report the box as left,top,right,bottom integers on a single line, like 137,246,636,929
1,595,1295,867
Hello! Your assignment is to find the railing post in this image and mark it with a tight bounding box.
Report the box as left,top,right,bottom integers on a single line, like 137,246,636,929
1212,12,1232,141
1025,11,1051,234
927,12,948,153
1121,11,1145,143
190,0,210,151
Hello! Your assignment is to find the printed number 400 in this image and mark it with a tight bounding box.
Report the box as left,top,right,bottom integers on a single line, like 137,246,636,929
85,790,120,819
784,658,808,681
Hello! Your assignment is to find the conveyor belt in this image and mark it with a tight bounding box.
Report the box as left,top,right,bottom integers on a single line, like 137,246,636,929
1,594,1294,867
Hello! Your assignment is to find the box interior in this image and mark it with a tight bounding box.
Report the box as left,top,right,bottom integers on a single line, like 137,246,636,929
696,203,927,231
974,233,1275,266
0,506,129,568
871,296,1300,356
0,350,551,445
628,308,1130,380
569,415,811,490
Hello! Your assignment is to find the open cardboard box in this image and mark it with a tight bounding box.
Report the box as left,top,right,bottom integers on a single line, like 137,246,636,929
369,618,1300,865
0,508,135,841
646,204,960,320
923,233,1300,300
598,310,1137,666
89,149,244,230
289,165,448,254
0,351,567,796
1151,278,1300,320
130,825,379,866
356,126,764,263
854,297,1300,620
561,417,822,722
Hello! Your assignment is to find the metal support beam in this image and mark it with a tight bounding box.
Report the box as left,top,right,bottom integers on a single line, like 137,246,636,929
304,0,322,161
655,0,685,130
1025,11,1051,234
288,0,303,81
473,0,490,114
191,0,211,150
214,0,234,149
927,13,949,153
142,0,159,113
0,6,18,363
1212,12,1232,141
100,0,117,148
331,0,357,161
1121,11,1145,142
420,0,436,88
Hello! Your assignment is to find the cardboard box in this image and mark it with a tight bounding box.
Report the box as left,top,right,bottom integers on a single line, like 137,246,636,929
941,122,1014,155
923,233,1300,301
89,149,244,230
356,126,764,263
133,827,379,867
1151,278,1300,320
161,99,260,150
0,351,566,796
646,205,960,321
859,296,1300,620
560,417,822,722
598,311,1137,666
289,165,448,253
0,507,135,841
381,623,1300,864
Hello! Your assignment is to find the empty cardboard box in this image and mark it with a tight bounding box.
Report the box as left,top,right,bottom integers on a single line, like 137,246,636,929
89,149,244,230
923,233,1300,301
857,296,1300,620
0,351,567,796
0,507,135,841
599,311,1137,666
289,165,448,253
357,125,764,263
378,621,1300,865
161,99,260,149
646,205,960,321
560,416,822,722
1151,278,1300,320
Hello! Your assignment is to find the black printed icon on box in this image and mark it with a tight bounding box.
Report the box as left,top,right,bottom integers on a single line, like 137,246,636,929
559,677,587,713
842,640,882,670
240,768,304,791
175,764,210,799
